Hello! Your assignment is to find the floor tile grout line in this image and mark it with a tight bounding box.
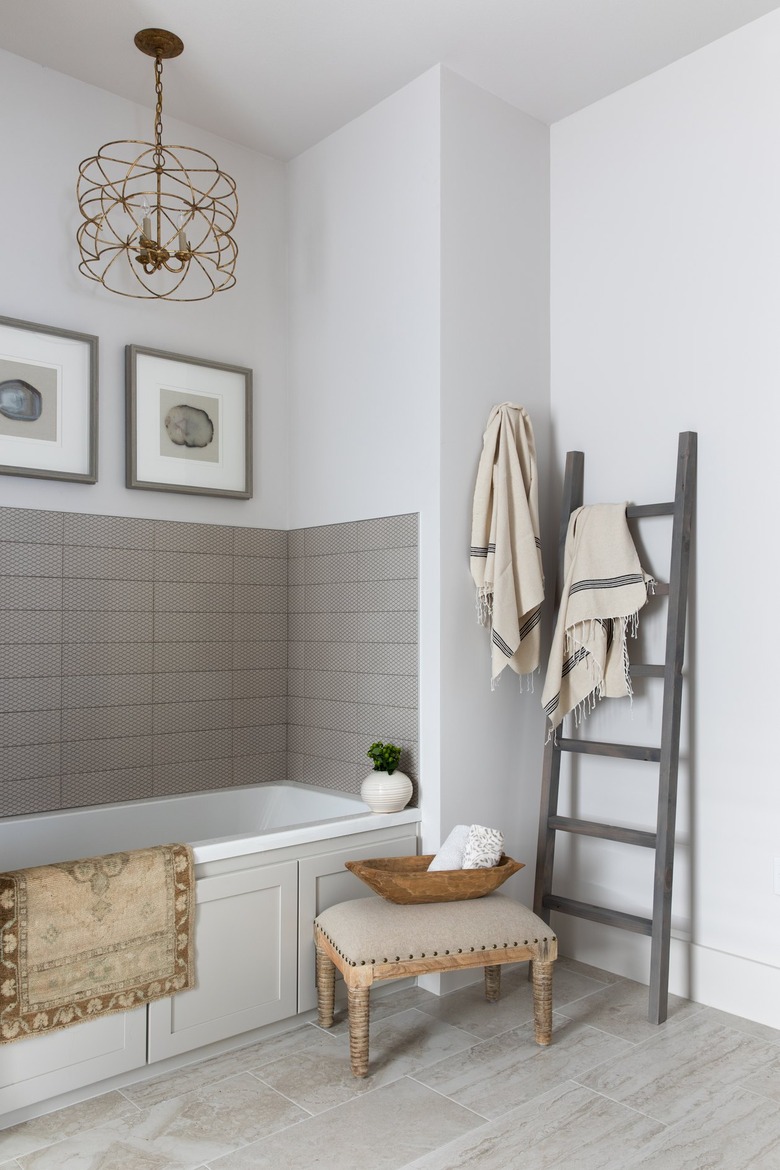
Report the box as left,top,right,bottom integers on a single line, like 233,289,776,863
404,1073,494,1122
568,1078,676,1129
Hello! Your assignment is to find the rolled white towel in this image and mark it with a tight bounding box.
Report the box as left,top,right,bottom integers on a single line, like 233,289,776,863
427,824,470,871
462,825,504,869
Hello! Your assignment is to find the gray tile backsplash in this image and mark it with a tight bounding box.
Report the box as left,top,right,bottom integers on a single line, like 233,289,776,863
0,508,418,818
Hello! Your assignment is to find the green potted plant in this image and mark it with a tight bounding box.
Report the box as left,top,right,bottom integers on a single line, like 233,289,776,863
361,741,413,813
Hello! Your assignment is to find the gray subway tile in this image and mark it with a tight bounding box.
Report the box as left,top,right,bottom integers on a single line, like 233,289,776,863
153,641,233,674
62,735,154,775
0,776,62,817
304,552,358,586
153,671,232,705
233,752,288,785
356,673,418,707
61,673,152,710
63,610,153,644
304,698,358,733
234,527,287,558
289,755,360,791
233,724,287,756
61,704,154,742
155,611,233,643
0,643,61,678
4,742,61,783
358,545,418,582
62,643,153,677
154,519,233,556
298,642,358,673
61,767,154,809
0,507,63,544
63,546,154,581
64,513,154,549
232,696,288,728
154,726,233,765
304,582,359,614
234,584,287,614
0,610,61,644
356,642,418,675
0,542,62,577
357,513,418,550
0,578,62,610
356,704,419,740
288,585,305,614
154,581,234,613
63,578,152,612
288,696,305,726
153,757,233,797
233,641,287,671
234,613,286,642
288,557,305,587
0,708,60,747
153,699,233,736
356,610,418,643
302,726,361,763
304,670,358,703
153,550,233,584
288,642,305,670
304,521,358,556
234,555,287,587
288,529,305,558
0,676,61,713
288,612,355,643
232,669,287,700
358,578,418,612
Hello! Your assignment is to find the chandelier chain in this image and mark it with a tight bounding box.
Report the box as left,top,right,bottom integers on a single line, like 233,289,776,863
154,55,165,168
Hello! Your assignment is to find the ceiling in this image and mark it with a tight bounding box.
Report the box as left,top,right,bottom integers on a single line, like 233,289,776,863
2,0,779,159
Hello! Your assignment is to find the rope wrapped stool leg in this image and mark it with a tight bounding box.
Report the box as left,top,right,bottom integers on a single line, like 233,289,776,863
347,984,371,1077
315,940,335,1029
531,958,553,1045
484,964,501,1003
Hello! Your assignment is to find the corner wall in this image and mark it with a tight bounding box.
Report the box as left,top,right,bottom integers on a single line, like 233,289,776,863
550,11,780,1026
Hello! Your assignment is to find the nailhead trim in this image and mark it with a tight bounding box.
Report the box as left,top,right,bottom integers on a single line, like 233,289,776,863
315,923,556,969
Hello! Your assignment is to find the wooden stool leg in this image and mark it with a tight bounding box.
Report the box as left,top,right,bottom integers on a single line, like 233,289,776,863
347,984,370,1077
484,964,501,1003
531,958,553,1045
315,941,335,1029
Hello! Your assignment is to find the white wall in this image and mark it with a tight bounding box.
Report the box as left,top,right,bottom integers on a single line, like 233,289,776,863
0,50,288,528
439,70,550,908
288,69,552,882
287,69,443,848
551,11,780,1025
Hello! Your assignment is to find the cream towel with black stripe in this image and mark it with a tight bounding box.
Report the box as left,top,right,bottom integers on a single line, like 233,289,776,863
470,403,544,688
541,504,652,733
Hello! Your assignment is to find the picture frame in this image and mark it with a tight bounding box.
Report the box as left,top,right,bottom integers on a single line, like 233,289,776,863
0,315,98,483
126,345,252,499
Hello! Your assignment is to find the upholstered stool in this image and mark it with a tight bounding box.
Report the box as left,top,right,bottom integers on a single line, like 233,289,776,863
314,893,557,1076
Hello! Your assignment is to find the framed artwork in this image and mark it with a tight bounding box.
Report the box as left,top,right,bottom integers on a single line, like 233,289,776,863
0,315,98,483
126,345,252,499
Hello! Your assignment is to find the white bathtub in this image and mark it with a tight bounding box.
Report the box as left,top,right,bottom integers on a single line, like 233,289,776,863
0,782,421,870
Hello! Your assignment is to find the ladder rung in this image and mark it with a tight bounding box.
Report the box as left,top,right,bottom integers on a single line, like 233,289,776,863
629,664,665,678
548,816,657,848
627,502,675,518
557,738,661,763
542,894,653,936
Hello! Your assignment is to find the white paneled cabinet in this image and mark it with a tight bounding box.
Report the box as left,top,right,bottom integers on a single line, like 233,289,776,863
148,860,298,1062
1,824,418,1123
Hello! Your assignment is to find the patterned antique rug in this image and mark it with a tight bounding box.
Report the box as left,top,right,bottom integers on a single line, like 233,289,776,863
0,843,195,1043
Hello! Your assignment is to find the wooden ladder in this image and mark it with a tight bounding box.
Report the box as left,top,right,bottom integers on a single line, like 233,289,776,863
533,430,697,1024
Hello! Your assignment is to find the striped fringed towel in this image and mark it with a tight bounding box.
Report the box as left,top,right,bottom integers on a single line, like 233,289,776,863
470,403,544,688
541,504,653,734
0,843,195,1043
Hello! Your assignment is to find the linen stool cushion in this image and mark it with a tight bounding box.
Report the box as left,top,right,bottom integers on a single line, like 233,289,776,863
315,893,554,968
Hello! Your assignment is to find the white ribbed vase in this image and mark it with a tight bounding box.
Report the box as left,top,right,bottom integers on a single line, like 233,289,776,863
360,770,413,814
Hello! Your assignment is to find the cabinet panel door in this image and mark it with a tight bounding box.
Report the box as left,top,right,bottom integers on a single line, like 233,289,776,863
0,1008,146,1118
148,860,297,1062
297,833,418,1012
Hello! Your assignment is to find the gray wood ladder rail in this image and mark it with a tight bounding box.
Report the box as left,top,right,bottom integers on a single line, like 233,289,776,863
533,430,697,1024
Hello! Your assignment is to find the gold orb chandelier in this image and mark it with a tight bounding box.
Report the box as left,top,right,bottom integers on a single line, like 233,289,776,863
76,29,238,301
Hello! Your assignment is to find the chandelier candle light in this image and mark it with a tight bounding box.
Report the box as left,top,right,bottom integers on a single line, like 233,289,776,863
76,29,238,301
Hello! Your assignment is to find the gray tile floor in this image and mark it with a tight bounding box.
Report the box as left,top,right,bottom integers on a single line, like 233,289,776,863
2,958,779,1169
